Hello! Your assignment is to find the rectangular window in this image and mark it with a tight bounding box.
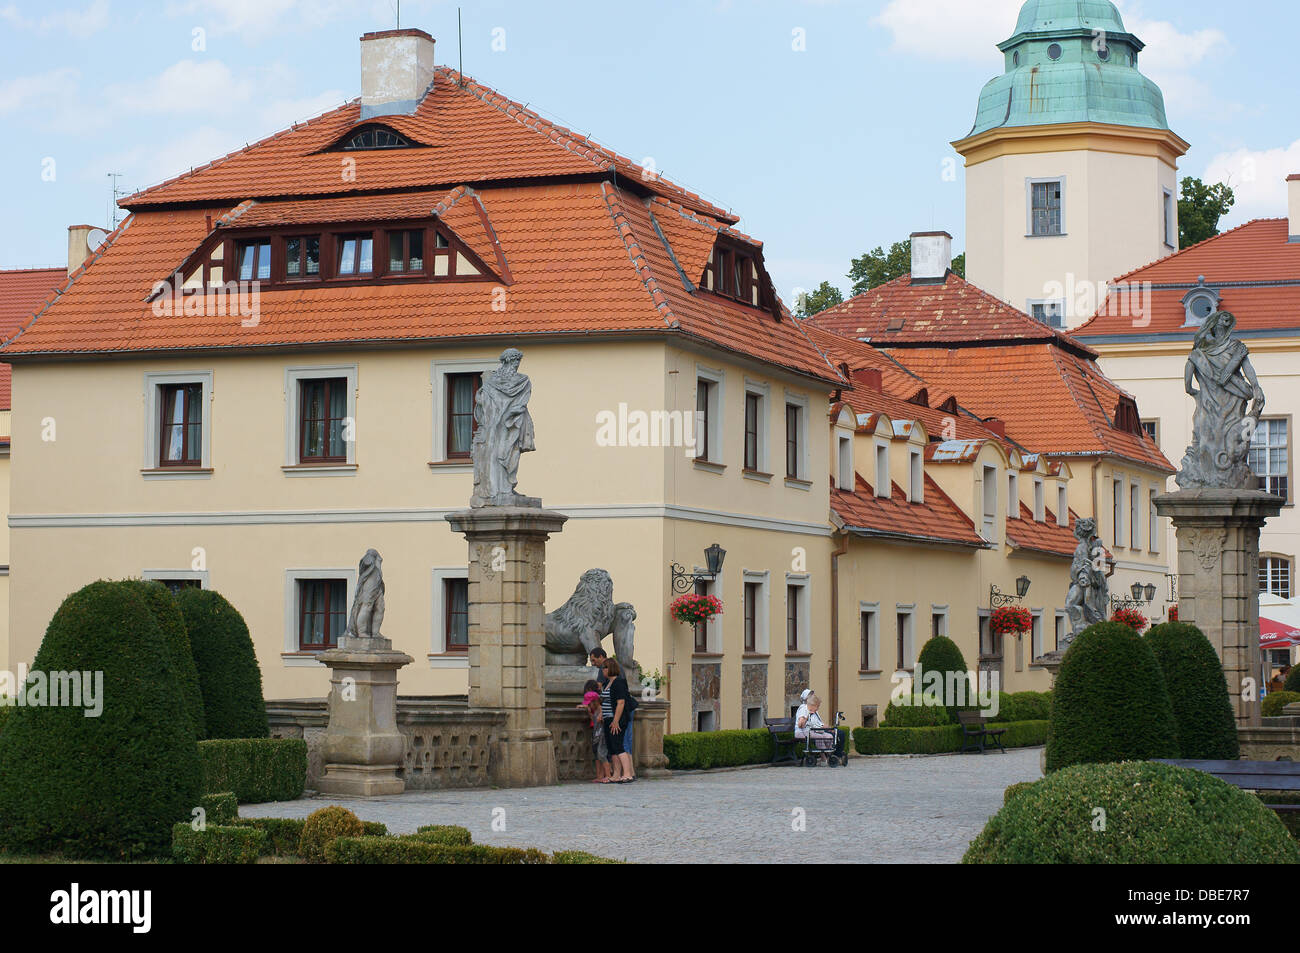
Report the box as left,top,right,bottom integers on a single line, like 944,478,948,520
1054,614,1065,652
1113,477,1124,546
387,229,425,274
1130,483,1141,549
1260,557,1293,599
158,383,203,467
1031,180,1062,236
744,393,760,471
1149,489,1161,553
785,403,801,478
444,578,469,650
743,581,759,653
876,443,890,499
236,239,271,281
837,436,852,489
786,585,801,651
896,613,909,670
1030,301,1064,328
1033,478,1045,522
860,610,878,670
694,580,709,653
336,233,374,276
932,612,944,639
298,579,346,650
1250,419,1289,501
1008,473,1019,518
446,372,480,459
284,235,321,279
909,450,923,503
1031,612,1043,660
1057,484,1069,527
298,377,348,463
696,379,713,462
1163,190,1174,246
982,466,998,538
1142,419,1160,444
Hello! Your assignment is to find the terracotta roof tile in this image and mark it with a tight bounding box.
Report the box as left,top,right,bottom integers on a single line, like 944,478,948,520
0,267,67,412
1006,502,1079,558
832,472,985,548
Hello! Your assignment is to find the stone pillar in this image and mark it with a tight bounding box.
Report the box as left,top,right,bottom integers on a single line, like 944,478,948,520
1155,489,1284,727
446,506,566,787
317,636,413,796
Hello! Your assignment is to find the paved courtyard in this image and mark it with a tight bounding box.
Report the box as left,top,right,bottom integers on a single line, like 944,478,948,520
242,747,1042,863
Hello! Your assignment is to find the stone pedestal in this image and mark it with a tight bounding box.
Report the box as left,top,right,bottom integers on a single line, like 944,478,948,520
317,636,413,796
1156,489,1285,727
446,506,567,787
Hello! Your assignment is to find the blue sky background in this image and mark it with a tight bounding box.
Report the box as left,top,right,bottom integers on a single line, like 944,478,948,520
1,0,1296,303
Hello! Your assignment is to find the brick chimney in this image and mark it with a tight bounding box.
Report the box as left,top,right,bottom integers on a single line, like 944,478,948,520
910,231,952,284
1288,174,1299,243
360,28,436,119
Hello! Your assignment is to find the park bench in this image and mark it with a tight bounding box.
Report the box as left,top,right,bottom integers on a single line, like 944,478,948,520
957,711,1006,754
764,716,799,764
1155,759,1300,814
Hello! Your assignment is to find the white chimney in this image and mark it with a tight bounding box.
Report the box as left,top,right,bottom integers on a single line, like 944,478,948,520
1288,174,1299,243
66,224,107,276
910,230,953,283
360,28,436,119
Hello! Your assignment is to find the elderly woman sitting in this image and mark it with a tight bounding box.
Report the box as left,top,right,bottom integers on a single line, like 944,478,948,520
794,693,847,763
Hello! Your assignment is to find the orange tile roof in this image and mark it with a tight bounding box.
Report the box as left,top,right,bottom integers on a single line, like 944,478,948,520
1076,219,1300,337
832,472,986,549
805,271,1095,355
1006,502,1079,559
222,188,457,228
0,267,65,412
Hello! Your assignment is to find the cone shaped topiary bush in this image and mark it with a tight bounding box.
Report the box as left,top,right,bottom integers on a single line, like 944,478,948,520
1145,622,1238,759
914,635,972,720
1045,621,1179,771
175,588,268,739
121,579,206,741
0,580,202,858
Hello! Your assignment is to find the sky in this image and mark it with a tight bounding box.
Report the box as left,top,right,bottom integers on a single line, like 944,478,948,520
0,0,1297,304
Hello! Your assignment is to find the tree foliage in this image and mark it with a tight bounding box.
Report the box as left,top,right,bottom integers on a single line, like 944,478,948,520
795,280,844,317
1178,176,1235,249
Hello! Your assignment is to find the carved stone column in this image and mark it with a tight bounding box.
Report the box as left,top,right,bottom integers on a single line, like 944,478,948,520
317,636,413,796
1155,488,1284,727
445,506,566,787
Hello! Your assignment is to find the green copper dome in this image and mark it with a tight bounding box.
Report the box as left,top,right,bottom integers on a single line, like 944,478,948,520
962,0,1170,138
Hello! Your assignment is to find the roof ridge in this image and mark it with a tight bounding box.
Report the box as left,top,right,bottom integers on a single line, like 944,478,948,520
1107,217,1280,286
599,183,679,330
0,266,65,275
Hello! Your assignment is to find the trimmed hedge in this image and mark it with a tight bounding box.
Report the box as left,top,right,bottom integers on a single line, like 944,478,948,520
852,720,1048,755
914,635,970,721
1002,781,1034,804
1046,621,1179,772
172,822,267,864
300,806,364,864
199,738,307,803
234,816,306,856
1258,792,1300,842
998,691,1052,723
326,836,551,864
881,693,952,727
964,761,1300,864
1263,691,1300,717
409,824,473,846
553,851,624,864
175,588,268,740
121,579,206,740
1145,622,1239,759
0,580,202,859
663,728,773,769
200,792,238,825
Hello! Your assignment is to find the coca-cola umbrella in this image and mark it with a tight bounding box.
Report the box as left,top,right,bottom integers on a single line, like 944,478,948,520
1260,616,1300,651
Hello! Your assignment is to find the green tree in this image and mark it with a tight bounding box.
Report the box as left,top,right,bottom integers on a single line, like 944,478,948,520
795,280,844,317
1178,177,1235,249
1144,622,1238,759
176,588,268,739
951,252,965,279
848,240,964,295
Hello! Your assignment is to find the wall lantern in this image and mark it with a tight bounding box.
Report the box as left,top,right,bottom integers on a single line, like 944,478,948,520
1016,575,1032,599
670,543,727,594
990,575,1031,609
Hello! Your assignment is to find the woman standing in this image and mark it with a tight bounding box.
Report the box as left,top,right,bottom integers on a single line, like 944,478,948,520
602,658,639,783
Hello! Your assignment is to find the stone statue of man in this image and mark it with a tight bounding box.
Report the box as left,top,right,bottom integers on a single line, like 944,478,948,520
1176,310,1265,491
470,348,540,508
1063,518,1106,643
346,548,385,641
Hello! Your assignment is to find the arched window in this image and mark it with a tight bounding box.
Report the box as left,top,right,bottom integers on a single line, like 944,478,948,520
342,126,411,150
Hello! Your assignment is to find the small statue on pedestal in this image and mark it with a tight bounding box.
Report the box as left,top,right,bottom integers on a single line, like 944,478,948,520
345,548,386,643
471,348,541,508
1064,518,1107,643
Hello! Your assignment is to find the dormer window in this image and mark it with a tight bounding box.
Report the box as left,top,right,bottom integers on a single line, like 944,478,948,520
700,242,766,309
337,233,374,275
342,125,411,150
285,236,321,278
1182,277,1220,327
236,239,271,281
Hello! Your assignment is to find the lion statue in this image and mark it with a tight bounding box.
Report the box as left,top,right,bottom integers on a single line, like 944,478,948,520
346,548,386,641
545,568,636,678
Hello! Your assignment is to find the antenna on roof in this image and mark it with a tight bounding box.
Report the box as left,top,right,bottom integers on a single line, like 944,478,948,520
106,172,127,228
396,0,400,28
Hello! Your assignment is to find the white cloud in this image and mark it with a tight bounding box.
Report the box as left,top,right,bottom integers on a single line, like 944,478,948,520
1202,140,1300,223
0,67,80,115
1115,2,1234,119
104,60,254,115
872,0,1022,63
0,0,111,38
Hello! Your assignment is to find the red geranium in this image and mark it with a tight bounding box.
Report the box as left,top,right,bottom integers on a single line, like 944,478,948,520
989,605,1033,636
1168,604,1179,622
1111,606,1149,632
670,593,723,626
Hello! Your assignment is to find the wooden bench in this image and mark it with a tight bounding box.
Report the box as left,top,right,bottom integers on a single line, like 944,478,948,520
958,711,1006,754
764,717,799,764
1155,759,1300,813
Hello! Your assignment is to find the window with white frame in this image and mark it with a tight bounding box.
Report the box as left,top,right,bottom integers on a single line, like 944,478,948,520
695,366,724,464
431,359,496,465
785,575,810,653
930,606,948,639
895,608,915,671
1149,487,1161,553
837,435,853,490
1260,556,1292,599
875,441,890,498
982,465,998,539
283,567,356,661
1162,188,1175,248
1027,177,1064,236
1008,471,1019,517
144,371,213,472
1054,612,1066,652
909,448,923,503
742,570,770,654
431,567,471,660
1031,610,1044,660
1057,484,1069,526
285,365,357,468
860,603,879,671
1028,299,1065,329
1033,477,1045,522
742,382,769,473
1130,481,1141,549
1113,476,1125,546
784,391,809,482
1250,418,1289,501
1142,419,1160,445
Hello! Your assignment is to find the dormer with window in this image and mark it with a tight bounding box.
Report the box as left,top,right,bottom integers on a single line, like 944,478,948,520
1181,277,1220,327
699,239,771,310
340,125,414,150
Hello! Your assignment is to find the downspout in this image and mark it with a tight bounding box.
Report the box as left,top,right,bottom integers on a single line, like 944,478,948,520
830,529,849,718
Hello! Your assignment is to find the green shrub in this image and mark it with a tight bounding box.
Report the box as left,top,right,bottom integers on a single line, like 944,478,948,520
200,792,238,825
1264,691,1300,717
1003,781,1034,804
234,816,306,855
0,701,12,735
1285,667,1300,693
662,728,773,769
881,694,952,727
408,824,473,846
1256,792,1300,843
175,588,268,739
552,850,624,864
0,580,202,859
1145,622,1239,759
325,836,550,864
964,761,1300,864
998,691,1052,723
121,579,206,740
172,823,266,864
361,821,389,837
299,806,364,864
1046,621,1179,772
199,738,306,802
852,720,1048,755
914,635,971,720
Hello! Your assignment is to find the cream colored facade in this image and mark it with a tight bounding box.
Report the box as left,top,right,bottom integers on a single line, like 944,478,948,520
956,125,1185,329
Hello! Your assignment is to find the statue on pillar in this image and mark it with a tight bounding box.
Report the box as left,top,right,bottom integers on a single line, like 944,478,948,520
1064,518,1107,643
1176,311,1266,491
471,348,541,508
345,548,386,642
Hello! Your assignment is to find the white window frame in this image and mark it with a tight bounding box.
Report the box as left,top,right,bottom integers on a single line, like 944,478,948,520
1025,175,1066,237
742,379,771,475
860,601,880,673
783,389,810,484
742,569,771,655
874,439,890,499
283,567,357,666
837,434,854,490
431,358,497,467
930,604,949,640
1031,609,1044,661
284,363,358,470
982,465,999,541
141,568,209,589
695,568,724,653
430,566,471,666
1130,478,1142,550
908,448,924,503
1057,483,1070,527
1054,611,1067,652
895,605,915,673
1113,474,1125,547
785,573,811,654
695,364,725,466
1026,298,1066,329
1149,486,1161,554
1008,471,1020,518
1162,187,1176,249
143,370,214,476
1033,477,1045,522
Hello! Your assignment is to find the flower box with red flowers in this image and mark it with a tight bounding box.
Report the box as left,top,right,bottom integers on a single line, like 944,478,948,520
669,593,723,626
989,605,1033,636
1111,607,1149,632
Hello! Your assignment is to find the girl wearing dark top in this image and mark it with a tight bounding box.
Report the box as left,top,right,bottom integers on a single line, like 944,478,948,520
602,658,638,783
